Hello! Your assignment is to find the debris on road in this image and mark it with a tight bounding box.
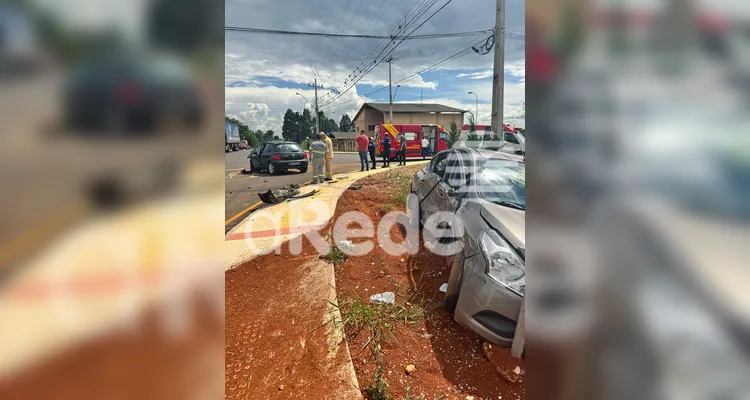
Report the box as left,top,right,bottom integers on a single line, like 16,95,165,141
348,185,362,191
258,188,299,204
405,364,416,375
369,292,395,305
439,283,448,293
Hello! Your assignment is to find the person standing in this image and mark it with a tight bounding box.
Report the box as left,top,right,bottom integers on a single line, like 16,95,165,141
382,133,391,168
308,133,328,184
368,137,377,170
323,132,334,181
421,136,430,159
355,130,370,171
397,131,407,166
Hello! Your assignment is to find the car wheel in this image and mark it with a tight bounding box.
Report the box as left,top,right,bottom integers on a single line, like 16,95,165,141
268,163,277,175
444,250,465,317
249,159,255,173
299,167,308,173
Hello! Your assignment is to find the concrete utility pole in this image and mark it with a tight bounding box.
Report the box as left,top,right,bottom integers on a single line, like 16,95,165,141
386,56,396,123
309,79,321,134
491,0,505,136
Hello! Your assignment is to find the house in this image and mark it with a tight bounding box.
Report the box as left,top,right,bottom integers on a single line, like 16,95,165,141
352,103,467,136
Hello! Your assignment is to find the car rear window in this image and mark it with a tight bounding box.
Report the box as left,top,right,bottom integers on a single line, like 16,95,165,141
277,144,302,153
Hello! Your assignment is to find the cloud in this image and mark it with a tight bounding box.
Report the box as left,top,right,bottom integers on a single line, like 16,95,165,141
456,70,493,79
225,0,525,133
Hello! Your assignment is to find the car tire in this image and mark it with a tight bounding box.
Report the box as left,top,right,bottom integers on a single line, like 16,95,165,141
249,159,255,173
444,250,465,317
268,163,278,175
299,167,308,173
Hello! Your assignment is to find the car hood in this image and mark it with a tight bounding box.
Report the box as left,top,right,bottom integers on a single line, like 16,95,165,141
480,202,526,254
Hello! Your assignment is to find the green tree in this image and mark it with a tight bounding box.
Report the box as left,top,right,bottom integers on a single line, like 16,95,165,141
301,109,314,142
467,114,477,133
281,109,298,142
265,130,275,141
448,118,460,148
339,114,353,132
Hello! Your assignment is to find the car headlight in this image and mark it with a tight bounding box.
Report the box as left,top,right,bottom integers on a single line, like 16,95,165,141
480,230,525,295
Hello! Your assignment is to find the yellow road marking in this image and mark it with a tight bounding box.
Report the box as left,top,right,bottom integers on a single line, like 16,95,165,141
225,201,263,225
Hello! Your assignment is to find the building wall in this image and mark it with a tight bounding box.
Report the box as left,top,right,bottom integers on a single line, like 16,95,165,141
354,108,385,135
438,113,463,128
354,108,464,133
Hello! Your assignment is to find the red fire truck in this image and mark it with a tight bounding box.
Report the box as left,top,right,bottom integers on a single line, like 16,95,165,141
373,123,450,159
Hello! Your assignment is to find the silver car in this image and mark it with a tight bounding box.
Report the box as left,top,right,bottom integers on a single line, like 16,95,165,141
408,148,525,346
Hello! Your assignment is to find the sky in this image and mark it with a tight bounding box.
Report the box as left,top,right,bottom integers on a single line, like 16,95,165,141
225,0,526,133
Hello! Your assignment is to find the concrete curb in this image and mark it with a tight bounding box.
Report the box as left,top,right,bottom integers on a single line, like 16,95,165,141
224,162,428,270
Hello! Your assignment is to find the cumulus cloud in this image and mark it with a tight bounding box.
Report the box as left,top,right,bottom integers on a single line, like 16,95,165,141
225,0,525,133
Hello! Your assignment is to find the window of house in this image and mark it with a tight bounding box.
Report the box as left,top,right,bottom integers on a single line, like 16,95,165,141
368,125,376,131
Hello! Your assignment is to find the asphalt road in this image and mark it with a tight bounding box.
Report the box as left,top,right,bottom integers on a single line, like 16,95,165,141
224,150,427,233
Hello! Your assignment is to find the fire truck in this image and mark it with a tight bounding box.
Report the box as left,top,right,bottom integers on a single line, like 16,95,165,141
373,123,450,159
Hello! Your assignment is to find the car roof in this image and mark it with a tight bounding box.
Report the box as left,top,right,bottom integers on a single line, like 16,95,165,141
262,141,298,144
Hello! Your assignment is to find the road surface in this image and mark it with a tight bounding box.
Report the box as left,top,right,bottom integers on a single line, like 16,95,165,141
224,150,427,233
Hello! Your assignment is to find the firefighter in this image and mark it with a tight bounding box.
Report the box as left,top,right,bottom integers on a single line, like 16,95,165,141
368,136,377,170
382,133,391,168
324,133,334,181
309,133,328,184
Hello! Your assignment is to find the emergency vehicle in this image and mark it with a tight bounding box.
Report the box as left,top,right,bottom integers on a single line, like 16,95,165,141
373,123,450,159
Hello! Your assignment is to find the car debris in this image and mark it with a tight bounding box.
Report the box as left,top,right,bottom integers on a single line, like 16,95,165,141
439,283,448,293
369,292,395,305
257,185,318,204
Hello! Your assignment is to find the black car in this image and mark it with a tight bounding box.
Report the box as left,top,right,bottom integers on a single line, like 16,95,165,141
248,141,308,175
63,49,204,133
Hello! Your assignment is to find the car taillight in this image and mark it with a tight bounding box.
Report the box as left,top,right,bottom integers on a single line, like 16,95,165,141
272,154,282,161
116,82,141,104
303,153,308,159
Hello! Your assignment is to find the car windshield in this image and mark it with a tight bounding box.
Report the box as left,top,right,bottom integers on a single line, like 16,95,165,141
475,158,526,209
277,144,302,153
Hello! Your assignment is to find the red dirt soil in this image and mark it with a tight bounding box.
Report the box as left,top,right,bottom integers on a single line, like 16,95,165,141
332,167,525,400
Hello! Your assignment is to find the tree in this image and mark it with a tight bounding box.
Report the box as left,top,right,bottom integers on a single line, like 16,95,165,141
301,109,314,141
339,114,353,132
448,118,460,148
467,113,477,133
282,109,298,142
265,130,275,141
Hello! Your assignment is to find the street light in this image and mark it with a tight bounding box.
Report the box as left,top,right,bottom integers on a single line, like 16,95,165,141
468,91,478,125
295,92,312,106
393,85,401,101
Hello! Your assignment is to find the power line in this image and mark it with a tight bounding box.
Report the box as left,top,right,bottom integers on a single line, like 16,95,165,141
319,0,445,103
339,0,390,64
225,26,492,40
320,0,354,78
318,0,456,107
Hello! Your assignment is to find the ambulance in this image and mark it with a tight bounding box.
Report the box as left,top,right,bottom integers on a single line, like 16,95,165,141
373,123,451,159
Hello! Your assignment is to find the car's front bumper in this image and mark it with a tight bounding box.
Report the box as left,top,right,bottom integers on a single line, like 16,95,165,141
454,253,523,347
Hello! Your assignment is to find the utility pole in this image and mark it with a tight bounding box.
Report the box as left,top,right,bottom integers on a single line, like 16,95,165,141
309,79,321,134
386,56,396,123
421,89,423,104
491,0,505,137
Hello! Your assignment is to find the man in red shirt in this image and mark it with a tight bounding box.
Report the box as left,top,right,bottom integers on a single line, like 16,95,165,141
356,130,370,171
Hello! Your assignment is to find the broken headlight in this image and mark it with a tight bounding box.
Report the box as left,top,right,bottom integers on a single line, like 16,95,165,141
480,229,525,296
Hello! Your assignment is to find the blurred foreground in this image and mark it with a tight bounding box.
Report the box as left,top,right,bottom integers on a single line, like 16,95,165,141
0,1,224,398
526,0,750,399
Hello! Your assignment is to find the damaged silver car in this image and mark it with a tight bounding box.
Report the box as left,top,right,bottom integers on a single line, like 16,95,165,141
408,148,525,346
